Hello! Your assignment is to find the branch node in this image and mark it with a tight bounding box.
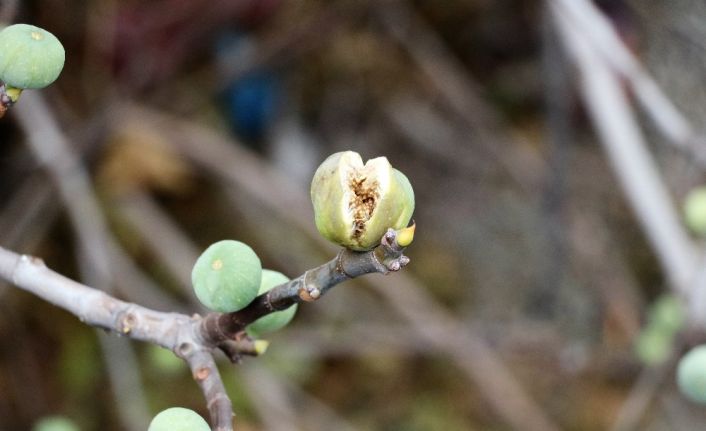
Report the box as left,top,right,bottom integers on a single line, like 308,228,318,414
400,255,410,267
299,284,321,302
335,250,354,279
118,312,137,334
194,366,210,381
177,342,194,357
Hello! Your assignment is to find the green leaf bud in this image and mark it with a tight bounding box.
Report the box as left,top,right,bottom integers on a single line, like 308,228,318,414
310,151,415,251
246,269,298,338
148,407,210,431
0,24,65,89
191,240,262,313
678,345,706,404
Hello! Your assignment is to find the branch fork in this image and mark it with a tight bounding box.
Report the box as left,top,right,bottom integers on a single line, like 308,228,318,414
0,229,411,430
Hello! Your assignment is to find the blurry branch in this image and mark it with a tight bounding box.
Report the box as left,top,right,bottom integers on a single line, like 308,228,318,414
550,0,699,299
377,1,546,191
0,173,57,251
13,92,151,430
610,362,673,431
0,0,18,24
241,362,359,431
0,230,411,431
240,365,300,431
383,96,494,176
121,104,561,431
114,192,201,296
551,2,706,428
550,0,706,166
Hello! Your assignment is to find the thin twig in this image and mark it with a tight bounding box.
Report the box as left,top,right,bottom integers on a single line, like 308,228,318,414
610,363,671,431
377,0,546,191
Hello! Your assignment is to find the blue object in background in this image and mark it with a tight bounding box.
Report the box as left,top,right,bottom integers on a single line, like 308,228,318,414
216,31,282,145
224,69,280,143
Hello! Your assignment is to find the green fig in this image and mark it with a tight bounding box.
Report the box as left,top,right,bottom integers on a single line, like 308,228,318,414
635,327,672,366
310,151,415,251
685,186,706,236
649,294,685,334
191,240,262,313
148,407,210,431
678,345,706,404
32,416,79,431
0,24,65,91
246,270,298,338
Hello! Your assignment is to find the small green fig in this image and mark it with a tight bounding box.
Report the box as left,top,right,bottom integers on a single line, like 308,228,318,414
32,416,79,431
191,240,262,313
148,407,210,431
678,345,706,404
246,270,298,338
649,294,685,334
310,151,415,251
634,327,672,366
0,24,65,90
684,186,706,235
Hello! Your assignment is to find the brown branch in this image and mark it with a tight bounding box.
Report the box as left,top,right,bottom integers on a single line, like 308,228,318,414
0,230,410,430
202,228,409,353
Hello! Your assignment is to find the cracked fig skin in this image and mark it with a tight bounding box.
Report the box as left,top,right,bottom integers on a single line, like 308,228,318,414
310,151,415,251
0,24,65,89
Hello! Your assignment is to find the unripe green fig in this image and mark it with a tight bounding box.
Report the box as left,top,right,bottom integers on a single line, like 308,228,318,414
635,327,672,365
0,24,65,90
191,240,262,312
649,294,685,334
684,187,706,235
32,416,79,431
311,151,415,251
677,345,706,404
148,407,210,431
246,270,298,338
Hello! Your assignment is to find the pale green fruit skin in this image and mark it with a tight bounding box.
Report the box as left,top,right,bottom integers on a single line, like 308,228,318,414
0,24,65,89
191,240,262,312
684,187,706,235
649,294,685,333
148,407,210,431
310,151,415,251
246,270,298,338
635,327,672,365
32,416,79,431
678,345,706,404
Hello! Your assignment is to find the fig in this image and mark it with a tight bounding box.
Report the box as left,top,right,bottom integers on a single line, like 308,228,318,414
246,270,298,338
0,24,64,91
191,240,261,313
311,151,414,251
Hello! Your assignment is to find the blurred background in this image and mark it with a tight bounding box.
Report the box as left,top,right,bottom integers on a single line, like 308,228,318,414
2,0,706,430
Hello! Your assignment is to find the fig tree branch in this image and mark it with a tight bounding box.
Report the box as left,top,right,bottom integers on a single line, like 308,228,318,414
0,230,410,431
